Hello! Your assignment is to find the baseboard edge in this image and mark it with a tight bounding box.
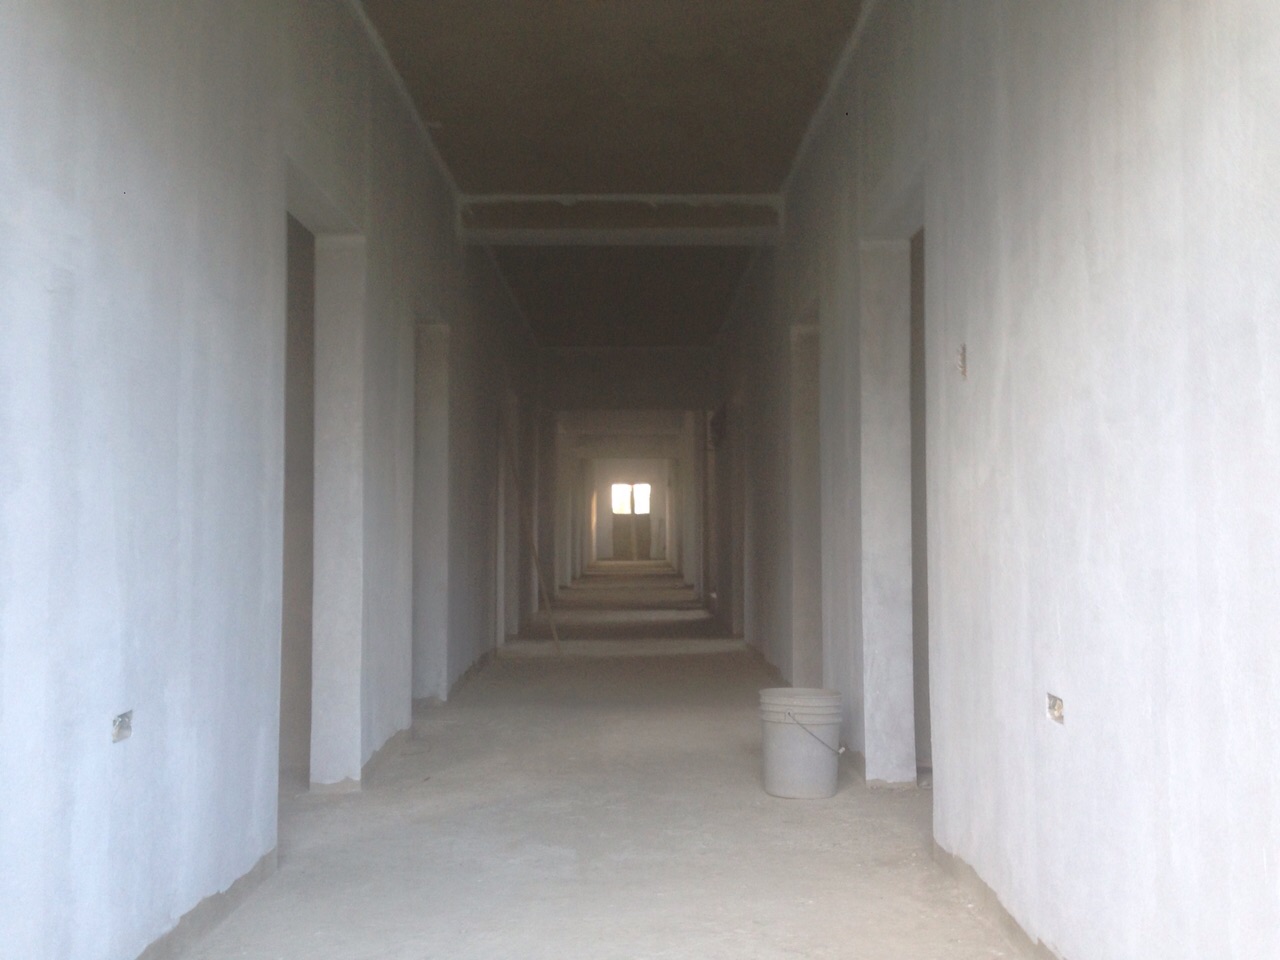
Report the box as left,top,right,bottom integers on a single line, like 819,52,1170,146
931,842,1065,959
136,848,276,960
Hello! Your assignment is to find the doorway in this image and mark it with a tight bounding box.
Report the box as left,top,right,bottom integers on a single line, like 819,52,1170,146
494,394,522,646
790,324,823,688
284,163,369,786
610,482,652,560
910,228,931,781
279,215,315,791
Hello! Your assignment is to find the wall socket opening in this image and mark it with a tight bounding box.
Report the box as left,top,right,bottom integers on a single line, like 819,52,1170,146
1046,694,1064,724
112,710,133,743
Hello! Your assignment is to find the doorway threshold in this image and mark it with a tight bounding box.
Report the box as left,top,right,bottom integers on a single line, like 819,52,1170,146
498,638,747,658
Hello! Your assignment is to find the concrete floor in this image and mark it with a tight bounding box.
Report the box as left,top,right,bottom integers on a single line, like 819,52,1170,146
522,562,727,641
191,651,1033,959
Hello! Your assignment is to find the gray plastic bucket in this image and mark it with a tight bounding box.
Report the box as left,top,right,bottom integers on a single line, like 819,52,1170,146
759,688,843,798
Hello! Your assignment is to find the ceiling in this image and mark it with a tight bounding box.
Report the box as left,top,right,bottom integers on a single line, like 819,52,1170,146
360,0,863,348
494,246,753,348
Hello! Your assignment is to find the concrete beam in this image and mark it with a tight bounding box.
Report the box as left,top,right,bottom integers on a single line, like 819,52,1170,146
459,194,783,246
461,226,780,247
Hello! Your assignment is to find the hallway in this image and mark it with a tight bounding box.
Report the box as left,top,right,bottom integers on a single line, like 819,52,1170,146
189,652,1030,960
520,562,726,643
6,3,1278,958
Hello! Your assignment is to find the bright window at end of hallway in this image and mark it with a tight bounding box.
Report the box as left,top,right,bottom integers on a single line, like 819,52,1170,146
633,483,651,515
611,483,632,514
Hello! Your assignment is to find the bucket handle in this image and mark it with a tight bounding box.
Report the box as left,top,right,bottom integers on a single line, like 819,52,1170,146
785,711,847,757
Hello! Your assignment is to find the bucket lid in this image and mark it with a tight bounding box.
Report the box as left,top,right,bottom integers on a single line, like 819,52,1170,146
759,687,841,703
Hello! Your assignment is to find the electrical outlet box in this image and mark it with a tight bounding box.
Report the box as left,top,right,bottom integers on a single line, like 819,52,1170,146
1046,694,1064,724
113,710,133,743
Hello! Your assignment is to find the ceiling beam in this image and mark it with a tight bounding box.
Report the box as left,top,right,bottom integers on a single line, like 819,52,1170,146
344,0,462,200
462,226,779,247
458,194,784,247
463,193,785,207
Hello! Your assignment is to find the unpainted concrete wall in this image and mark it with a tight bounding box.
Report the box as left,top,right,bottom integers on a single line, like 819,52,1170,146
726,0,924,782
857,242,916,783
909,230,930,769
710,350,748,637
789,328,823,687
413,326,450,699
497,393,523,639
444,251,534,692
680,412,707,593
727,253,796,678
0,2,530,957
923,2,1280,955
720,407,748,637
0,6,283,958
731,0,1280,956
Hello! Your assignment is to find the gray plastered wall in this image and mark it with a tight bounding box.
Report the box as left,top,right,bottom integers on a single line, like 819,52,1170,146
0,2,532,957
724,0,1280,956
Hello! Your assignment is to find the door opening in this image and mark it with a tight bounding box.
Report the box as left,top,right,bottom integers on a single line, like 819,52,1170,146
790,324,823,688
910,228,931,783
610,483,652,560
495,423,508,647
280,214,315,794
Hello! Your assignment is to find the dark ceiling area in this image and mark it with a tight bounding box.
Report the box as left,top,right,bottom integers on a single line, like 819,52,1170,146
361,0,862,195
359,1,863,348
493,247,753,348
